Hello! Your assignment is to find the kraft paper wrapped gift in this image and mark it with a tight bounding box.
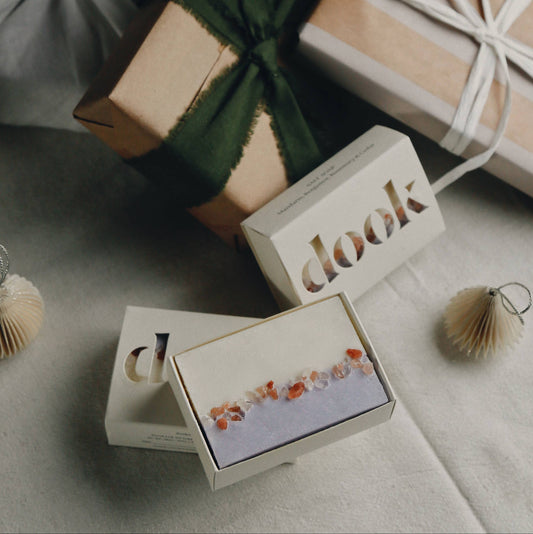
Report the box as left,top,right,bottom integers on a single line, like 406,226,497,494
74,0,325,249
298,0,533,198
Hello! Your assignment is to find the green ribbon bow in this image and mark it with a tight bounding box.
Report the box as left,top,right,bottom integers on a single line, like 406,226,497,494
128,0,323,207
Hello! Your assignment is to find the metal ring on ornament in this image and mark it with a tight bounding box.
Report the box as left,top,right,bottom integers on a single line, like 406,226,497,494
489,282,532,325
0,244,9,286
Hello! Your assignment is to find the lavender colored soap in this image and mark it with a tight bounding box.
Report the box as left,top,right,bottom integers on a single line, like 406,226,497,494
175,295,390,470
203,365,388,468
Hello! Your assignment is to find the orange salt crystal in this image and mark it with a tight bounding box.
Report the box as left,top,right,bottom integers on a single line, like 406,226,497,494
396,206,408,225
268,388,279,400
217,418,228,430
256,386,267,398
266,380,274,389
228,406,241,413
346,349,362,360
305,281,323,293
210,406,225,418
222,402,230,409
310,371,319,382
407,197,426,213
350,360,363,369
332,363,346,379
231,414,242,422
288,382,305,399
350,235,364,254
362,362,374,375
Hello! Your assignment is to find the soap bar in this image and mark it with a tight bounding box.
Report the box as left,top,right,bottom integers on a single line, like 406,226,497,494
168,293,395,490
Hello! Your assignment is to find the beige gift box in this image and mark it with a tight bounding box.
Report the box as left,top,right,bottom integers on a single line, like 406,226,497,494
298,0,533,197
167,293,396,490
242,126,445,310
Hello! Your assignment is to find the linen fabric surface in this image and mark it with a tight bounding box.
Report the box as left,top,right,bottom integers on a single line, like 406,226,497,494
1,2,533,533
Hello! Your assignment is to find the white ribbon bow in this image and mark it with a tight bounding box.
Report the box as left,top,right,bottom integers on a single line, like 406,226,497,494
400,0,533,194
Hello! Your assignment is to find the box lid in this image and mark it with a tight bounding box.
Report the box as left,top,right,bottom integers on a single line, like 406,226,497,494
106,305,259,428
167,292,395,490
241,125,446,309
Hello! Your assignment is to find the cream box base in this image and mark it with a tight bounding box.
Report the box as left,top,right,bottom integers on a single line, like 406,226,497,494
167,293,396,490
105,306,257,452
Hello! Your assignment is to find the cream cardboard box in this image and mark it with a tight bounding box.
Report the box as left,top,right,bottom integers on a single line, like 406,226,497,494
167,293,396,490
241,126,445,310
105,306,257,452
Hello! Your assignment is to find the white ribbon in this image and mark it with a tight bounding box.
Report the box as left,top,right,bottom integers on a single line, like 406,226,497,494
399,0,533,194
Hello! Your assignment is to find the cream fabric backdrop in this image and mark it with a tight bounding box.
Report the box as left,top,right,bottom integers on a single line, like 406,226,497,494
1,2,532,532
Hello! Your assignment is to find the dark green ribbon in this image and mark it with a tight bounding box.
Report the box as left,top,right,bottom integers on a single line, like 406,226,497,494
128,0,323,207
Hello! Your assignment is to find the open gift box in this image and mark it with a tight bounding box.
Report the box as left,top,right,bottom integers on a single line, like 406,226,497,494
298,0,533,198
167,292,396,490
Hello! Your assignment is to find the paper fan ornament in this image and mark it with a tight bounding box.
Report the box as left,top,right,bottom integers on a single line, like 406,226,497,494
0,245,44,358
444,283,531,357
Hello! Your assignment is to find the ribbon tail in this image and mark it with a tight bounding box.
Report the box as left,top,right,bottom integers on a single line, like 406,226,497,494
495,0,531,33
400,0,475,34
453,0,487,27
267,71,324,181
441,44,496,155
432,50,512,195
504,39,533,78
431,145,495,195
